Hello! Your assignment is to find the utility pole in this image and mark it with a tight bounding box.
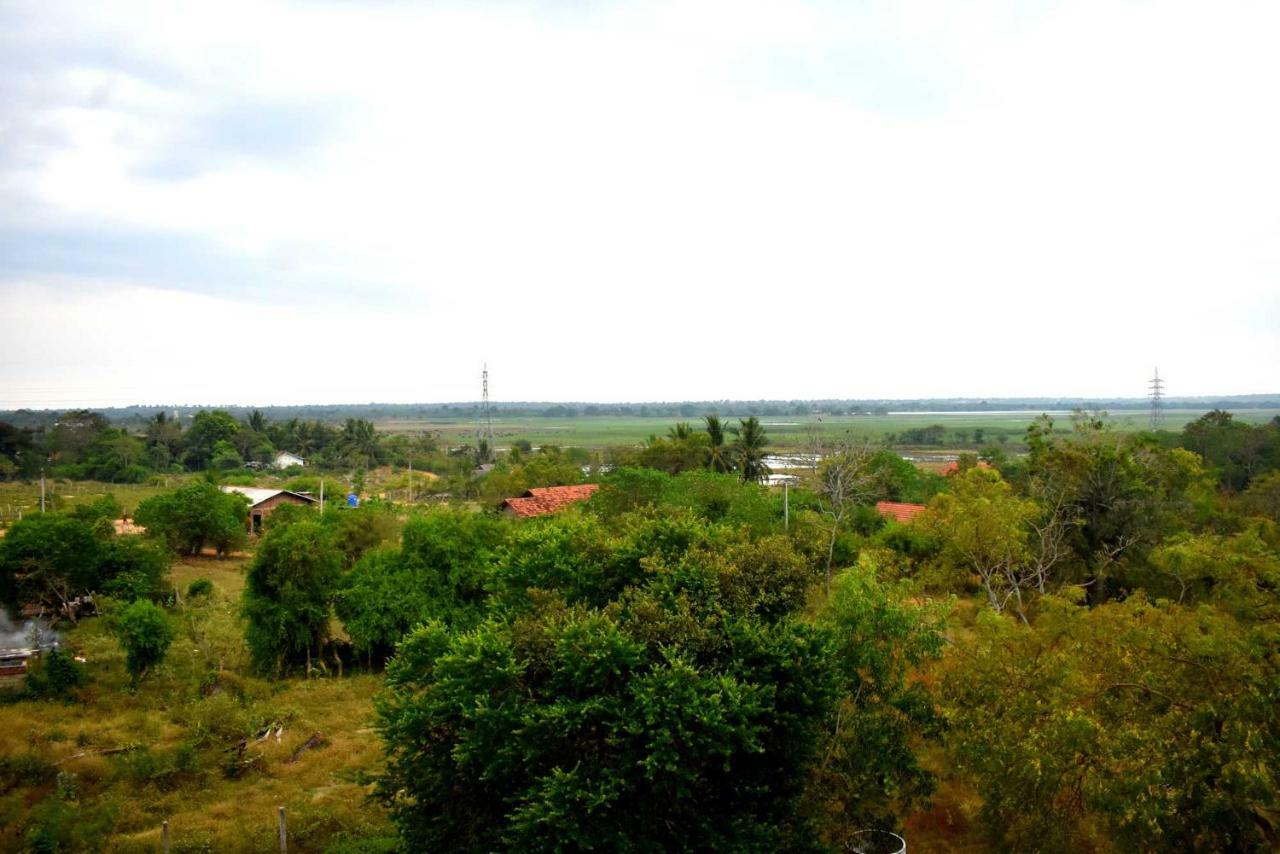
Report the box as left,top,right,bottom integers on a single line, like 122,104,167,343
783,480,789,532
319,478,325,516
1148,367,1165,430
40,469,46,513
481,363,495,460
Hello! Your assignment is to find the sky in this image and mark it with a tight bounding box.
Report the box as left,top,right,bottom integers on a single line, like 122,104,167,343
1,0,1277,409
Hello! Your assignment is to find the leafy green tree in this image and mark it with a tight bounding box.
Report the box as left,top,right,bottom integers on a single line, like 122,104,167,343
807,562,946,844
919,468,1043,618
48,410,109,465
631,431,710,475
242,519,342,675
730,416,771,484
134,483,248,556
25,646,88,700
69,493,123,533
0,514,105,622
336,510,507,663
586,467,671,517
210,439,244,470
1026,417,1211,603
0,419,40,478
944,596,1280,852
97,536,171,601
376,605,838,851
143,411,182,469
340,418,383,468
1181,409,1280,492
114,599,174,685
183,410,240,469
375,506,945,849
1240,470,1280,523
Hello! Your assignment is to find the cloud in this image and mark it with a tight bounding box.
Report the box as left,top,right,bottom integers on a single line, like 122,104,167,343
0,0,1277,406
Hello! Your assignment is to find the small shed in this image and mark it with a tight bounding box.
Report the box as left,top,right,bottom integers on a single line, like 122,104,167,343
220,486,317,534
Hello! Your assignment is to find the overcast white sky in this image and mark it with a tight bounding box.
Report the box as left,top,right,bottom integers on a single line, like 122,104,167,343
1,0,1277,408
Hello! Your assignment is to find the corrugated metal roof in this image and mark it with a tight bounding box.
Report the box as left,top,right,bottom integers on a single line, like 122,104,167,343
219,486,317,507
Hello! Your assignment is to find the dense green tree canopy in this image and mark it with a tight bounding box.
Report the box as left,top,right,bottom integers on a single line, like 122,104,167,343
0,513,168,620
134,483,248,556
374,504,945,851
242,519,343,675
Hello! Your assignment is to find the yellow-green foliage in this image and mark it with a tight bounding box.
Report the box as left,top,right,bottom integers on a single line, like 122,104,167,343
0,557,392,851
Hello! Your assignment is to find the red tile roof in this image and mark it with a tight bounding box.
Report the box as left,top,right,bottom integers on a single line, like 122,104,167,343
940,460,992,477
875,501,927,524
501,484,600,518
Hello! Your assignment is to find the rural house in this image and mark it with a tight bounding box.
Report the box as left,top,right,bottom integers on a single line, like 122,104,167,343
875,501,927,524
501,484,599,518
220,486,316,533
273,451,306,469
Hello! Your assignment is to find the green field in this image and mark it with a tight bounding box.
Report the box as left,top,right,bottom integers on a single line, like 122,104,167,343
377,408,1280,451
0,480,182,530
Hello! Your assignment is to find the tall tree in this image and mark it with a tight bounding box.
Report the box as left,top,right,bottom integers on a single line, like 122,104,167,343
703,414,732,474
730,416,771,484
242,519,342,675
340,418,382,468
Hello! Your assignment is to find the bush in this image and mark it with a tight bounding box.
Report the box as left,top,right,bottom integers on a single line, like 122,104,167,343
25,647,88,700
186,578,215,599
114,599,174,684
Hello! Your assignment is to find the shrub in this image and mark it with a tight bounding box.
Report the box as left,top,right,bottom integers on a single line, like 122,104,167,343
114,599,174,684
25,647,88,700
186,578,215,600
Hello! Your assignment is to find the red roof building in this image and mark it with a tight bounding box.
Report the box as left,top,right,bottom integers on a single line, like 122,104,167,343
501,484,600,518
875,501,927,524
939,460,992,477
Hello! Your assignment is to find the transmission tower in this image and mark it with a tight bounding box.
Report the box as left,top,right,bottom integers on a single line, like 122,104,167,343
481,363,495,458
1148,367,1165,430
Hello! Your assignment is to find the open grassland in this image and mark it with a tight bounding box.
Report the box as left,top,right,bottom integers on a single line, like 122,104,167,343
0,556,393,852
0,479,187,530
377,408,1280,450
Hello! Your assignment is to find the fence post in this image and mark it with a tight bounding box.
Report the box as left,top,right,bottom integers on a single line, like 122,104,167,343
278,805,287,853
162,820,170,853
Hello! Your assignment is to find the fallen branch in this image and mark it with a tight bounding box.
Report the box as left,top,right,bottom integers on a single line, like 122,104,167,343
54,744,142,765
286,732,328,764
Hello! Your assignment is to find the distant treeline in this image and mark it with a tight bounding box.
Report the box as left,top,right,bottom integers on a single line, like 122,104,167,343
0,409,443,483
4,394,1279,428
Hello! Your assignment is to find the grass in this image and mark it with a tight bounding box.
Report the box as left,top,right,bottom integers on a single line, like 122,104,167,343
0,479,182,530
0,556,394,852
376,408,1280,450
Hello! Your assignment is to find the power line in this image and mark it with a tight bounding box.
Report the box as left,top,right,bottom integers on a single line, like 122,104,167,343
481,363,495,459
1148,367,1165,430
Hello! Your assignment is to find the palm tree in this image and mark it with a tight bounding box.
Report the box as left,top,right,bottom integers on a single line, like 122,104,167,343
730,416,771,484
668,422,694,440
704,415,732,473
340,418,381,468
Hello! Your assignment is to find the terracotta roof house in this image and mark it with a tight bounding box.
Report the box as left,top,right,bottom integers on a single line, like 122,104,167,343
939,460,992,477
875,501,927,524
501,484,599,518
